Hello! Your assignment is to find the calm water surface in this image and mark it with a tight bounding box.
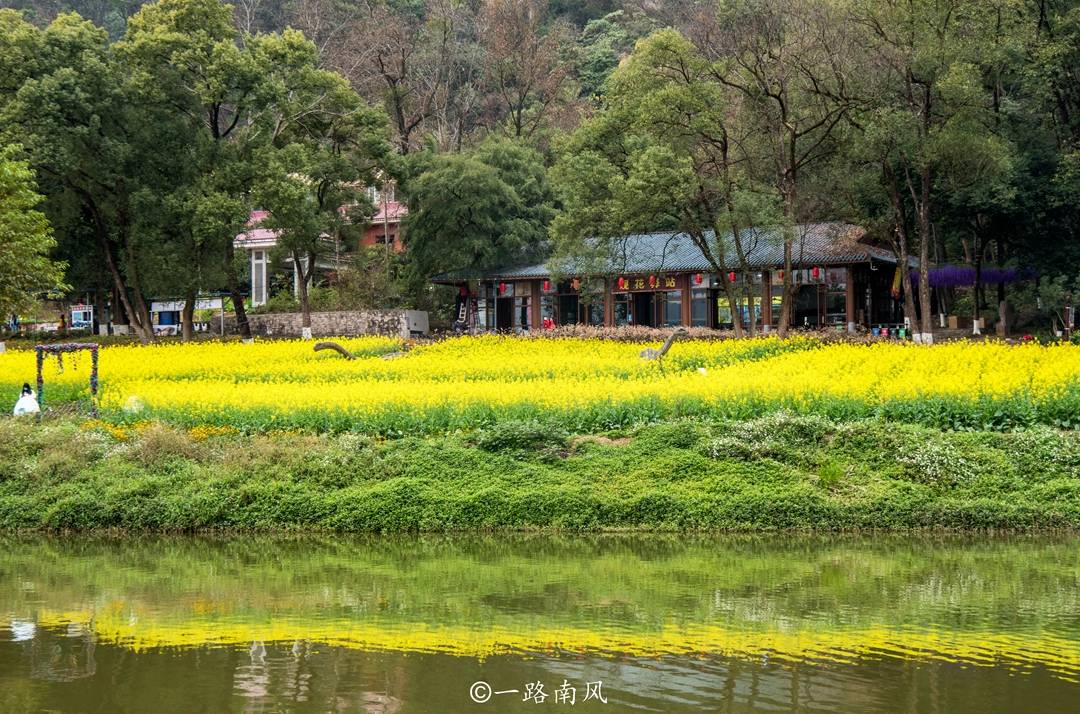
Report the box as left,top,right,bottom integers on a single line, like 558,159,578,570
1,534,1078,713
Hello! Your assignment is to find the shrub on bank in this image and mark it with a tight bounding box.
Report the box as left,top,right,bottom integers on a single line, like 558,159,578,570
0,415,1077,532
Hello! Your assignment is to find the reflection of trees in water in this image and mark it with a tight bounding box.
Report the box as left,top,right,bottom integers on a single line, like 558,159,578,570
29,624,96,682
231,640,403,713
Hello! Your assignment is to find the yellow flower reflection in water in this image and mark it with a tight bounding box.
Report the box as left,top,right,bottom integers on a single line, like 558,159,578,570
28,610,1080,684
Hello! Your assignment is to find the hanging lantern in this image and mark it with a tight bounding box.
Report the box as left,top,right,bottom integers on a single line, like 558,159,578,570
648,275,657,288
571,278,581,291
728,271,737,283
498,282,507,295
617,277,626,290
778,270,784,280
542,279,551,292
693,273,703,285
812,266,821,280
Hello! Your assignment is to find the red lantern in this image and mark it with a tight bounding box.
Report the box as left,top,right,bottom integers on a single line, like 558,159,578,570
778,270,784,280
542,279,551,292
498,282,507,295
571,278,581,291
617,277,626,290
812,266,821,280
728,271,737,283
693,273,703,285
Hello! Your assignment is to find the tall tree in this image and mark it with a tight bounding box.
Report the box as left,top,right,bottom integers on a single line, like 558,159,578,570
253,71,391,334
118,0,268,338
0,10,158,341
694,0,859,337
0,146,68,321
478,0,576,140
550,29,782,337
403,136,554,276
317,0,481,154
848,0,1016,341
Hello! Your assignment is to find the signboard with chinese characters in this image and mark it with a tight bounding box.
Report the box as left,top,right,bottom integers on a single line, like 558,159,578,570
150,298,224,312
613,274,680,292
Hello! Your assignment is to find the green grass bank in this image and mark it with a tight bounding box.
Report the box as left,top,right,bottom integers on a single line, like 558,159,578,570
1,414,1078,531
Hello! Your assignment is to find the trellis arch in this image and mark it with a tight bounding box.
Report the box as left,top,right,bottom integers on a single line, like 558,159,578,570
35,343,99,417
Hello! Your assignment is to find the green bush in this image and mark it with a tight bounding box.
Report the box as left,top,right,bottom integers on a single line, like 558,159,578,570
700,412,837,465
1002,426,1080,480
1,416,1078,531
898,438,977,488
632,420,709,453
818,460,847,490
475,419,569,453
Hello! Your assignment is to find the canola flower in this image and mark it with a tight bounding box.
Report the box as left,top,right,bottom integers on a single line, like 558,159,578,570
0,336,1077,432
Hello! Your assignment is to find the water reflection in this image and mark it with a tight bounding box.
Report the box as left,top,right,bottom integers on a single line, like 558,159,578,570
1,534,1078,712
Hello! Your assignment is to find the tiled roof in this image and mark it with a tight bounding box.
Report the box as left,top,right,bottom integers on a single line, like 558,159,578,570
235,210,281,247
235,204,408,248
434,222,904,282
372,201,408,223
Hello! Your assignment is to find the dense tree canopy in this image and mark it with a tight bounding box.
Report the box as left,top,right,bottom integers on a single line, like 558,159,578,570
403,137,554,277
0,146,68,320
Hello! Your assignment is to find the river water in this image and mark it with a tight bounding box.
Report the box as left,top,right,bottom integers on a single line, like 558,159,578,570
1,534,1077,713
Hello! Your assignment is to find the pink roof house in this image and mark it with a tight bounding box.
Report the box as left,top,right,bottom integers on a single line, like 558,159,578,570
234,187,408,306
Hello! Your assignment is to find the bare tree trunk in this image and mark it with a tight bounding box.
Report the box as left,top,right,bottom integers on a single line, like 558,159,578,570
732,231,757,338
89,210,154,343
721,278,745,338
699,223,743,338
181,288,197,342
916,170,934,342
742,280,758,337
116,206,156,341
972,228,983,328
899,241,917,331
777,179,796,338
779,235,793,337
296,250,314,337
93,289,106,336
224,237,252,339
885,165,918,328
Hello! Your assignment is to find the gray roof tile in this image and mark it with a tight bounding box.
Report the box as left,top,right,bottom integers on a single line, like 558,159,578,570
434,222,905,282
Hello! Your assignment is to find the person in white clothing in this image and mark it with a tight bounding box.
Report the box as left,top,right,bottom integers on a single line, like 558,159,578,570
13,383,40,416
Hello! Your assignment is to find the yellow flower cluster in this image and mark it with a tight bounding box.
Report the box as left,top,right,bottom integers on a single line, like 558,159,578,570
1,335,1077,430
187,424,239,441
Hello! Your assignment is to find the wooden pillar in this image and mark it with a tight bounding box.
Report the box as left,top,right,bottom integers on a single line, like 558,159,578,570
530,280,541,331
761,271,772,333
680,275,692,327
845,266,857,332
604,278,614,327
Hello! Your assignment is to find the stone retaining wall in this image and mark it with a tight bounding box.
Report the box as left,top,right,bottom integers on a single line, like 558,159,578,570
215,310,426,339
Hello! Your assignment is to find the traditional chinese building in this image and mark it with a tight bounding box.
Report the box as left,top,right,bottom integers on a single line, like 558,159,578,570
434,222,915,332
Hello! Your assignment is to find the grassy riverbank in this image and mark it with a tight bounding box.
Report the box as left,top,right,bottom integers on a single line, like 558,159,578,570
2,414,1078,531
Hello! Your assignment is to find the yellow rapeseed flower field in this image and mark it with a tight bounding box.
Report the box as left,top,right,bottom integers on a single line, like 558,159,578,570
1,336,1077,432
